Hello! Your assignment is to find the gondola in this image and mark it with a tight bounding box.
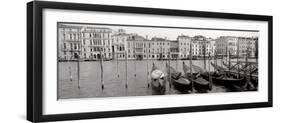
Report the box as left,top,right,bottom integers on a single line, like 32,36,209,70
165,63,192,91
201,72,244,86
202,63,245,87
151,63,166,95
222,61,258,87
182,62,211,91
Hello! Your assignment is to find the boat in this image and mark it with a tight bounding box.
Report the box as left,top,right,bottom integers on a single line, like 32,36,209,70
151,63,166,95
165,63,192,92
201,64,245,87
222,61,258,88
193,77,211,91
182,62,211,91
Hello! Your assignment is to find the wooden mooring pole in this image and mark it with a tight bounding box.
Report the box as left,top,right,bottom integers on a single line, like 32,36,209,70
100,52,104,90
208,52,213,90
189,42,194,92
168,52,171,88
146,46,150,88
117,53,119,78
77,59,80,89
125,51,128,88
69,66,72,82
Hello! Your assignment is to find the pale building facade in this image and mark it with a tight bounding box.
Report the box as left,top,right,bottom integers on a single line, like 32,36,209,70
111,29,129,59
146,37,170,60
58,24,112,61
177,35,215,59
58,24,83,61
216,36,257,58
58,24,257,61
215,36,238,57
177,35,191,59
199,37,216,57
170,40,179,59
237,37,258,58
80,26,112,60
127,34,145,60
192,35,207,57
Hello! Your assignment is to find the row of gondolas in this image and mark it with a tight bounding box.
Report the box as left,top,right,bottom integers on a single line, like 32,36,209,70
150,60,258,94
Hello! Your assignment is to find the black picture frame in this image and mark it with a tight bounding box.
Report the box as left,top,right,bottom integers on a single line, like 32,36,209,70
27,1,273,122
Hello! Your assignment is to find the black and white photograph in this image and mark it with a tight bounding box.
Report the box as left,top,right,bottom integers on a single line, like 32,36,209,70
57,22,259,99
25,1,273,122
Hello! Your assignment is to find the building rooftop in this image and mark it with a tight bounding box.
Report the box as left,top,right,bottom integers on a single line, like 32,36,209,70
58,23,112,32
177,35,190,38
151,37,166,41
85,26,111,30
170,40,178,42
127,34,145,41
177,35,191,40
112,33,130,37
58,24,83,29
192,35,206,40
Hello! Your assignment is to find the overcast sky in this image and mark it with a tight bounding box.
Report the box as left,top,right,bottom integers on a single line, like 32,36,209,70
62,23,259,40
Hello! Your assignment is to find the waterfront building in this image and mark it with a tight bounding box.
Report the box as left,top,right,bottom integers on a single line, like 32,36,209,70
58,24,257,62
206,37,216,57
215,36,257,58
191,35,215,57
58,24,83,61
215,36,238,57
58,24,113,61
81,26,112,60
192,35,206,57
146,37,170,60
176,35,216,59
127,34,146,60
170,40,179,59
177,35,191,59
111,29,129,59
237,37,258,58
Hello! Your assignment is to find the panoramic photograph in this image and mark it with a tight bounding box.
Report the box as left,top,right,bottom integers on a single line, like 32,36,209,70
57,22,259,99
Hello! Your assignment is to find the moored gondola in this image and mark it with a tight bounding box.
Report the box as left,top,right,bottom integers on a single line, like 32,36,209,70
182,62,211,91
151,63,166,95
165,63,192,92
221,61,258,89
202,63,246,87
201,72,245,86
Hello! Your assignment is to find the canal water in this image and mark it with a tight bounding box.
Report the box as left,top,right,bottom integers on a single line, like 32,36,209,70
58,59,254,99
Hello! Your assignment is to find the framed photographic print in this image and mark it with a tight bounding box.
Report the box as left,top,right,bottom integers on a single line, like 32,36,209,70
27,1,273,122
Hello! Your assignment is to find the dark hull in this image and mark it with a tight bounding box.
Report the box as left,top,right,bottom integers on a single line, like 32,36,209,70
201,73,245,87
166,63,192,93
151,80,166,95
172,79,192,93
182,63,211,91
193,77,211,91
230,73,258,86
